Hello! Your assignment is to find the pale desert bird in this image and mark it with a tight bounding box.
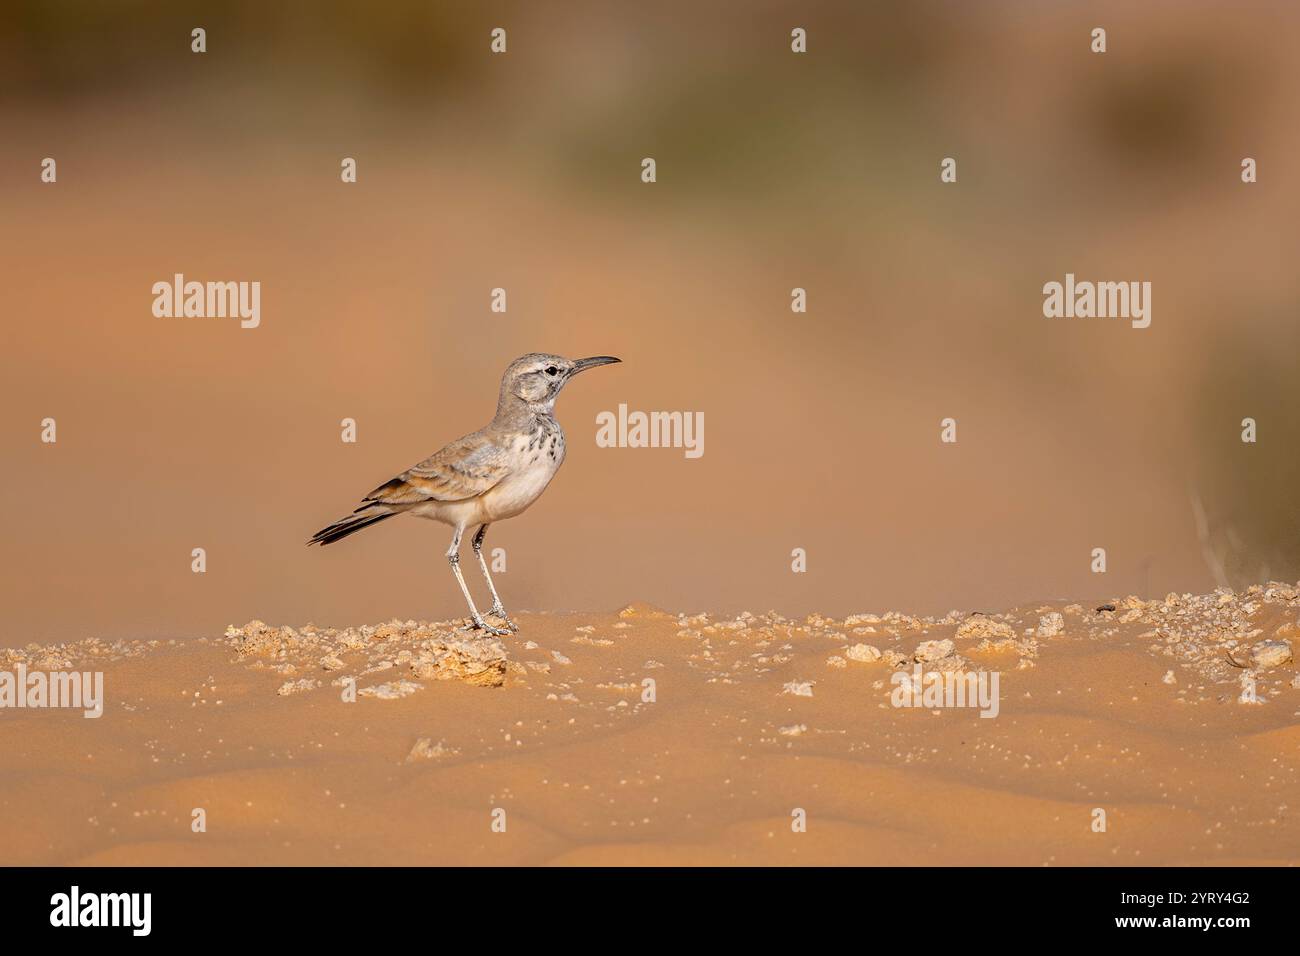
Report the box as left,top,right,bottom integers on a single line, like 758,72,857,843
308,353,621,636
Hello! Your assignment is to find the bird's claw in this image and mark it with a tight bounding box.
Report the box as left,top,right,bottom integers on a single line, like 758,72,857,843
487,605,519,632
467,615,510,637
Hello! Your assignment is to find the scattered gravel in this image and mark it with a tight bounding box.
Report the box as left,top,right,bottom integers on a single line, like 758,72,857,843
225,619,508,692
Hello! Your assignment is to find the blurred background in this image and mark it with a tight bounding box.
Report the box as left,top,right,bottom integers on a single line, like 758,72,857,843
2,0,1297,645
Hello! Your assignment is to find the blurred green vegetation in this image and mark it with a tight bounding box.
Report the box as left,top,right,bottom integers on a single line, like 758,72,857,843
0,0,479,101
1194,314,1300,588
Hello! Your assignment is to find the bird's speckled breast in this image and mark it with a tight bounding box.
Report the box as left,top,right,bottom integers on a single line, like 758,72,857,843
482,417,566,521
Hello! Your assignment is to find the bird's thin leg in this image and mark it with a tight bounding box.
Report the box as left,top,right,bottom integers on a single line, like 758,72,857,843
446,527,507,637
472,524,517,632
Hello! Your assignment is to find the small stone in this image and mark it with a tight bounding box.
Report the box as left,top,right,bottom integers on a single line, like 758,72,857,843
825,655,847,669
844,613,882,626
956,617,1016,641
360,679,423,700
782,681,814,697
914,639,955,662
928,654,970,673
1161,670,1176,685
845,643,882,663
276,678,318,696
1251,640,1293,669
405,738,457,762
1036,612,1065,638
778,724,807,737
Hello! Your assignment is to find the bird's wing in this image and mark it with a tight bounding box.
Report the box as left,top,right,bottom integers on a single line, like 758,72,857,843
362,433,512,506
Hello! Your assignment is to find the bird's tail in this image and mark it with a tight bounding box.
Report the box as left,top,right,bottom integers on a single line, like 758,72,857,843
307,505,396,546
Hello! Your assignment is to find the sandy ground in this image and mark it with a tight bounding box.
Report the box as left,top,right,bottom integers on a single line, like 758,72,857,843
2,585,1297,866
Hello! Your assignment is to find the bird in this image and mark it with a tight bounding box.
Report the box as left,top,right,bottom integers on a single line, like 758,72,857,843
308,353,621,636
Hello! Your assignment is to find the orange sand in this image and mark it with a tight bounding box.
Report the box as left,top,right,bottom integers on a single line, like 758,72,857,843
1,586,1297,866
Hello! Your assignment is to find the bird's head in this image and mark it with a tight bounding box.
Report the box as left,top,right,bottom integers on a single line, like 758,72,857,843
499,353,621,413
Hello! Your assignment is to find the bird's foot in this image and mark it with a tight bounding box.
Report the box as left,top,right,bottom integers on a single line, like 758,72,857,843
466,614,510,637
487,604,519,633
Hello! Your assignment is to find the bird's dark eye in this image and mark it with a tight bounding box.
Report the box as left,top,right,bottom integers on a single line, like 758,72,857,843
545,366,558,376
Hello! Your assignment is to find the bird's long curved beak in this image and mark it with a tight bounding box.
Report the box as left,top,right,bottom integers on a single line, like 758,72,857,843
571,356,622,374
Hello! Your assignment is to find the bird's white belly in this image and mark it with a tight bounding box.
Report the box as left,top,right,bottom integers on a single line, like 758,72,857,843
482,453,563,521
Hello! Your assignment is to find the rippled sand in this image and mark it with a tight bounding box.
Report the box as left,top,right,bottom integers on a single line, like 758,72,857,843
2,586,1297,865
